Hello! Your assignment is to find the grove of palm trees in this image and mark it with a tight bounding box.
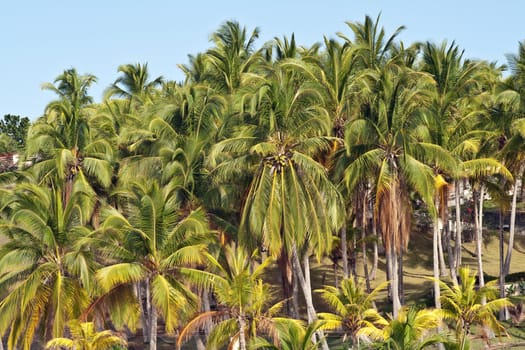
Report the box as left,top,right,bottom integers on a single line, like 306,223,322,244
1,15,525,350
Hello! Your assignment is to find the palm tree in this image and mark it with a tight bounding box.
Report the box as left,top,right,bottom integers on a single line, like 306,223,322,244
420,41,483,283
284,37,362,280
209,60,343,323
205,20,263,94
359,306,446,350
27,69,112,204
104,63,164,112
46,320,127,350
316,277,388,347
343,58,439,316
250,320,325,350
437,267,511,350
0,179,97,349
177,244,283,350
338,13,405,71
95,178,211,350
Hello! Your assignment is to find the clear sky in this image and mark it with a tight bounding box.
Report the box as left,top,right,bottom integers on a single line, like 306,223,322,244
1,1,523,120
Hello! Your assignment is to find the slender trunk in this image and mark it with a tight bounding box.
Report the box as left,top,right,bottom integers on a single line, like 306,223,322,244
148,286,157,350
499,209,509,321
291,245,329,350
391,245,401,317
351,235,358,284
362,192,371,292
437,221,448,276
341,226,349,280
386,245,392,301
474,187,485,288
292,263,300,319
278,248,294,316
455,181,463,269
237,313,247,350
398,249,404,305
370,221,378,281
444,213,458,285
432,204,444,350
504,171,522,275
195,337,206,350
433,205,442,309
333,262,339,288
136,282,149,343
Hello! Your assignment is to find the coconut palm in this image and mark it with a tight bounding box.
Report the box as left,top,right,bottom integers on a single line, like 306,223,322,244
46,320,127,350
95,178,211,350
437,267,511,350
284,37,363,280
209,60,343,324
359,306,446,350
205,20,263,94
316,277,388,347
250,320,325,350
0,179,97,349
177,244,283,350
27,69,112,203
104,62,163,111
420,41,483,283
343,57,440,315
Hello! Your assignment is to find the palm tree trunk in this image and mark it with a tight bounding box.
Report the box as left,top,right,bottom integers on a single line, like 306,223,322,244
504,168,522,275
292,264,300,319
398,250,404,305
433,205,442,309
148,293,158,350
341,226,349,279
291,245,330,350
237,314,247,350
446,230,458,285
362,192,371,292
437,223,448,276
433,202,445,350
136,281,149,343
499,209,509,320
278,248,294,316
370,221,378,281
474,187,485,288
455,181,463,270
351,235,358,284
386,244,392,301
391,245,401,317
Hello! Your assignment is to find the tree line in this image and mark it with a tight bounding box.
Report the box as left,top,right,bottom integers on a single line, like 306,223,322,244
0,14,523,350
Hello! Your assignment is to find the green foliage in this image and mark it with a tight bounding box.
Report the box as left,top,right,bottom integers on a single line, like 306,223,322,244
0,114,30,150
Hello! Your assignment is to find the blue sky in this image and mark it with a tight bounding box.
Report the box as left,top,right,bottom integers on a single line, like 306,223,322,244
1,1,523,120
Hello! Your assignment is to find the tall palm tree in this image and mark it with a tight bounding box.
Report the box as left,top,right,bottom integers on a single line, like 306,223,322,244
210,60,343,314
205,20,263,94
0,179,97,349
284,37,362,280
344,58,440,316
95,178,211,350
27,69,112,203
338,13,405,71
420,40,483,283
104,63,164,112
